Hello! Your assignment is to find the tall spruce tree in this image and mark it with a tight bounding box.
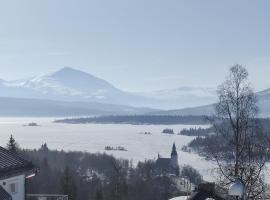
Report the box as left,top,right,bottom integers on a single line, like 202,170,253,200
61,166,77,200
7,134,19,152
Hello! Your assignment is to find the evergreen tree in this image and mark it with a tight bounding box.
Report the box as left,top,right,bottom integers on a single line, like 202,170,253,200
6,134,19,152
95,188,103,200
61,166,77,200
39,143,49,152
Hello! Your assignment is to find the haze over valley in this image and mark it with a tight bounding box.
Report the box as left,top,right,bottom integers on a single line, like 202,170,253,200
0,67,270,117
1,1,270,199
0,67,219,116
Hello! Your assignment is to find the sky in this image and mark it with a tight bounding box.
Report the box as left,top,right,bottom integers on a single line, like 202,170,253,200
0,0,270,92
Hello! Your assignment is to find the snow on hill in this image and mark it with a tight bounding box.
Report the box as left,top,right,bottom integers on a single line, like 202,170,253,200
139,87,217,109
1,67,270,116
2,67,125,101
147,87,216,99
0,67,218,110
151,90,270,117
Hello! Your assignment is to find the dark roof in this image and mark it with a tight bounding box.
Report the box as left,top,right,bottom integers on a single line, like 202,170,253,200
188,183,226,200
188,191,225,200
156,158,171,169
188,191,210,200
0,186,12,200
0,147,35,179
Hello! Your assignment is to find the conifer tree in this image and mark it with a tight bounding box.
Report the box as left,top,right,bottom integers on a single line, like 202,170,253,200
7,134,19,152
95,188,103,200
61,166,77,200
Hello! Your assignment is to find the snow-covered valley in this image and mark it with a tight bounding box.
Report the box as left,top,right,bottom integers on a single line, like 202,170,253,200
0,118,215,181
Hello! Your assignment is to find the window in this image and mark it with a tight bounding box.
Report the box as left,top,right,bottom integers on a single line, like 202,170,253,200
10,183,18,194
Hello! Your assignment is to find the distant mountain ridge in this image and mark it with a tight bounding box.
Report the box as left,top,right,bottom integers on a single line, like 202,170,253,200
138,86,217,109
1,67,270,117
0,96,156,117
150,92,270,117
1,67,126,101
0,67,217,109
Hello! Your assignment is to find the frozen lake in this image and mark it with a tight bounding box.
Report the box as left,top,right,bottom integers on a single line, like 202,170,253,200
0,118,216,181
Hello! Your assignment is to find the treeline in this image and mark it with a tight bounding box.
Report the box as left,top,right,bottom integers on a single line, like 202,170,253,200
185,118,270,158
162,129,174,134
23,144,181,200
54,115,208,125
105,146,127,151
17,143,204,200
179,127,213,137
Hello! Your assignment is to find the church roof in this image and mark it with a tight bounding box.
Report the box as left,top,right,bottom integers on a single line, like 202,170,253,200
156,158,171,169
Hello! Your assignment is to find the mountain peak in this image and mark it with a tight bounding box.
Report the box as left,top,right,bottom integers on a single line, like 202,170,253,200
54,67,87,76
49,67,102,82
41,67,119,95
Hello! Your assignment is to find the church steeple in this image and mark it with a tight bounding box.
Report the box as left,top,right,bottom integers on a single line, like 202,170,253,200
170,143,179,175
171,142,177,157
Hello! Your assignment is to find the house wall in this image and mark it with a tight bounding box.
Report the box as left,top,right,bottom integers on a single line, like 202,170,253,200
0,174,25,200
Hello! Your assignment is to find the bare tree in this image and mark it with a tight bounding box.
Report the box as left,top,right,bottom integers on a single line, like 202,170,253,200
208,65,270,199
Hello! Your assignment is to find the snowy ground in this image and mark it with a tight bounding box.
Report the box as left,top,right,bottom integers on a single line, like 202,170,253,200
0,118,216,181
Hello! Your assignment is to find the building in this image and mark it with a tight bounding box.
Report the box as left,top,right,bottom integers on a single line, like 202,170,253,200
169,183,227,200
0,147,36,200
155,143,179,176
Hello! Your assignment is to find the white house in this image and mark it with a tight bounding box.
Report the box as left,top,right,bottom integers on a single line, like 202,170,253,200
0,147,36,200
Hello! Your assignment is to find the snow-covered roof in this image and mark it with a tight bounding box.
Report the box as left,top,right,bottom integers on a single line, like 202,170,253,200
169,196,188,200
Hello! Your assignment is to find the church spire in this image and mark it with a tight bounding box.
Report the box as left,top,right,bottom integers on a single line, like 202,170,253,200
171,142,177,157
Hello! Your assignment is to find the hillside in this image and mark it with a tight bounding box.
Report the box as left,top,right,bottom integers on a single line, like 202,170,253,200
0,67,217,110
0,97,156,117
150,92,270,117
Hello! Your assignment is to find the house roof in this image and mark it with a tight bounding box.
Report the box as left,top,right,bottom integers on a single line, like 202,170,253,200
188,191,225,200
0,147,35,179
0,186,12,200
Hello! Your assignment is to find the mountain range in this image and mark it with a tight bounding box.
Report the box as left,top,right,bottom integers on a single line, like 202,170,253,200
152,89,270,117
0,97,155,117
0,67,218,116
0,67,269,117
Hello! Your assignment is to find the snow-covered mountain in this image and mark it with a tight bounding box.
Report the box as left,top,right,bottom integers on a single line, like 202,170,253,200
138,87,217,109
151,90,270,117
0,67,218,109
2,67,270,116
146,87,216,98
1,67,126,102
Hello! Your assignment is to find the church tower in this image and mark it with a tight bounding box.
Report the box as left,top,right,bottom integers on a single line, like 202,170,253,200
170,143,179,170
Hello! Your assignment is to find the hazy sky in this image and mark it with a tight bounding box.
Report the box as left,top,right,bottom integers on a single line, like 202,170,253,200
0,0,270,92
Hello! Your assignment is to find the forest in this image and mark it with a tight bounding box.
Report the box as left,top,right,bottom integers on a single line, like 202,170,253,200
54,115,208,125
5,139,203,200
179,127,213,137
185,118,270,158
